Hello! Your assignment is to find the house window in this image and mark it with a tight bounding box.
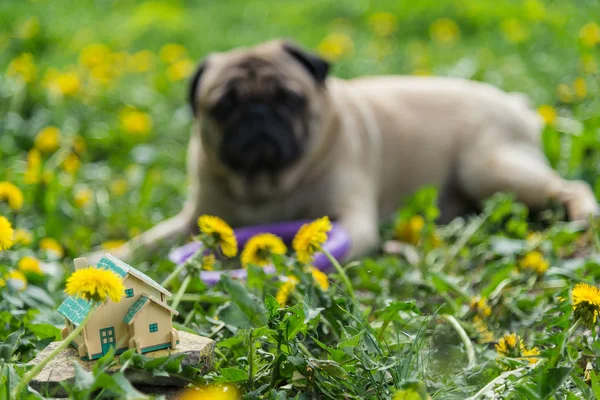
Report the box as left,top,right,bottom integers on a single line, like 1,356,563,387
125,288,134,298
149,323,158,333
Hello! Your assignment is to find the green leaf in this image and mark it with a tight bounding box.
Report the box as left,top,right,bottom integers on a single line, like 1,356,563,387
220,367,248,382
220,275,267,327
26,323,61,341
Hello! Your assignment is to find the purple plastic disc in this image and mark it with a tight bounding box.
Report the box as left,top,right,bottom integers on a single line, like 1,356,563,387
168,220,351,285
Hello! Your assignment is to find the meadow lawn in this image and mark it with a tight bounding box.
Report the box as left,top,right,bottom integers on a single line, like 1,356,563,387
1,0,600,398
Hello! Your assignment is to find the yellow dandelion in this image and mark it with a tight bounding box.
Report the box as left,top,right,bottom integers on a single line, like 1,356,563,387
159,44,188,63
4,270,27,291
46,71,81,96
40,237,64,258
35,126,61,153
177,384,241,400
537,105,557,125
0,182,24,211
309,267,329,290
0,278,4,288
241,233,287,267
473,316,495,344
18,256,43,276
522,347,540,365
572,283,600,328
276,276,299,306
197,215,238,257
579,22,600,48
367,12,398,37
573,77,587,99
74,187,93,208
166,58,195,81
470,296,492,318
14,229,33,246
65,266,125,303
0,216,15,251
73,135,86,155
292,216,332,263
495,333,520,357
62,153,81,175
500,19,529,43
557,83,572,103
519,251,549,275
101,240,126,250
7,53,37,83
24,149,42,184
395,215,425,245
202,254,216,271
119,108,153,137
79,43,112,69
110,179,128,196
317,33,355,61
127,50,154,73
89,63,118,85
429,18,460,46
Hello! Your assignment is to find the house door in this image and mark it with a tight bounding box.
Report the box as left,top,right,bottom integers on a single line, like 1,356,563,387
99,327,115,355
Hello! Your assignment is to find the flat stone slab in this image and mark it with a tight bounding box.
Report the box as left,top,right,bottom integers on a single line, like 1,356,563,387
29,330,214,398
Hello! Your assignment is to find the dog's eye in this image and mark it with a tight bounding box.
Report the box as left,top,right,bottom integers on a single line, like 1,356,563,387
211,90,238,118
276,87,305,109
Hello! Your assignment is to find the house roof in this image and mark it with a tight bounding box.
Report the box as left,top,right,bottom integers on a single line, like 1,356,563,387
57,296,93,326
101,253,172,297
57,254,173,325
123,293,179,325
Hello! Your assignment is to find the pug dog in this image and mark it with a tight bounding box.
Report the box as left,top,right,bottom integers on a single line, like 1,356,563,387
90,39,597,263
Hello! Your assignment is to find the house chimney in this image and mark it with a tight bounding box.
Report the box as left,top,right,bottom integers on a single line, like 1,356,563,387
73,257,88,270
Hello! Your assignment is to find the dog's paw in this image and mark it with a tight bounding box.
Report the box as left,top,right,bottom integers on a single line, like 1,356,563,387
562,181,599,222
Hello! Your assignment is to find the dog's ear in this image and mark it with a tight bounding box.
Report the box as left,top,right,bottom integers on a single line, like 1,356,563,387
188,60,208,116
282,41,330,84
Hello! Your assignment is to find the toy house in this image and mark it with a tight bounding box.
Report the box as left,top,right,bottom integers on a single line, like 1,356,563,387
58,254,179,360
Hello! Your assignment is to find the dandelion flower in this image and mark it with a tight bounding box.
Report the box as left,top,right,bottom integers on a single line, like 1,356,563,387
473,316,494,344
579,22,600,48
292,217,332,263
395,215,425,245
24,149,42,184
537,105,557,125
501,19,529,43
495,333,520,357
317,33,354,61
18,256,43,275
119,108,153,137
65,266,125,303
4,270,27,291
198,215,238,257
573,77,587,99
202,254,216,271
521,347,540,365
572,283,600,328
166,58,194,81
14,229,33,246
470,296,492,318
101,240,126,250
310,267,329,291
74,187,93,208
0,216,15,251
178,384,241,400
35,126,61,153
0,182,24,211
127,50,154,73
40,237,64,258
276,276,299,306
159,44,188,63
430,18,460,46
519,251,549,275
7,53,37,83
45,71,81,96
62,153,81,174
367,12,398,37
110,179,128,196
241,233,287,267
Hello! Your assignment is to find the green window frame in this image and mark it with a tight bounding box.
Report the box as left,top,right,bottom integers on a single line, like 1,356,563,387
149,323,158,333
125,288,134,298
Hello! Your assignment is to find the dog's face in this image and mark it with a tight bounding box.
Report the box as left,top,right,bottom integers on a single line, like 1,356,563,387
188,40,330,182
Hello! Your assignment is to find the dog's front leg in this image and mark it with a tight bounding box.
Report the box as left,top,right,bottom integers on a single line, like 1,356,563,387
336,195,380,260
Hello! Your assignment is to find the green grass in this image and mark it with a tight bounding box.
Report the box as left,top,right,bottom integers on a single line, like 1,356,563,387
1,0,600,399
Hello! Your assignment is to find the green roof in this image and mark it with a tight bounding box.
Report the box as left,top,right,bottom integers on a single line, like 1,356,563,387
103,254,171,297
57,296,93,326
123,295,150,324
